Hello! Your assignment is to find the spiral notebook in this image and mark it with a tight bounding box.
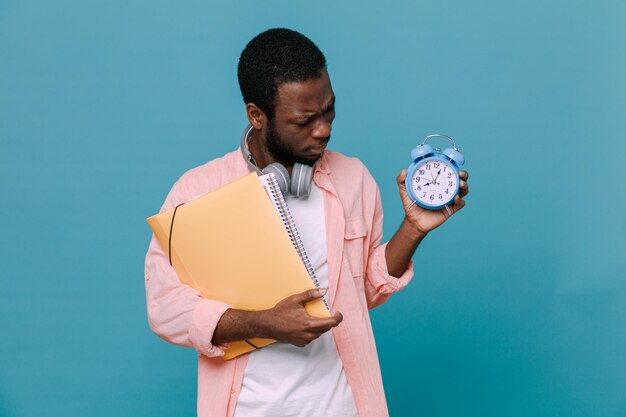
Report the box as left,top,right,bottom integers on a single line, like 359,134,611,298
147,172,329,360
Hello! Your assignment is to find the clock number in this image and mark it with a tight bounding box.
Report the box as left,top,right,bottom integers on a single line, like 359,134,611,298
438,193,443,200
448,173,452,178
448,181,453,187
419,169,425,175
417,185,422,191
422,192,427,198
426,164,431,170
434,162,440,168
430,194,434,201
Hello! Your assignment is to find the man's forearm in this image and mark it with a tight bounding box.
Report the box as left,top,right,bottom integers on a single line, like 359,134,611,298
211,289,343,347
385,217,427,278
212,308,270,345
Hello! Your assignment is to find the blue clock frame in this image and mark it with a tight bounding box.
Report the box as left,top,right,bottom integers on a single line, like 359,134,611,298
405,134,465,210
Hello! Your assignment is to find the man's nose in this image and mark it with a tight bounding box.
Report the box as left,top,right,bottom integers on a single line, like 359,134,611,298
311,117,332,139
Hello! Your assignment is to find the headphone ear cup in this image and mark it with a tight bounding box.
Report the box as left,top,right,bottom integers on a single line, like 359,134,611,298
262,163,291,195
261,162,313,197
290,163,313,198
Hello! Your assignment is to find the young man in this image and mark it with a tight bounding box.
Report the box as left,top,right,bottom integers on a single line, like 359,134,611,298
145,28,469,417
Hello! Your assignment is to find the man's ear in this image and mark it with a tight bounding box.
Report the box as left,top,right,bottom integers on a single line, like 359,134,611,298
246,103,267,130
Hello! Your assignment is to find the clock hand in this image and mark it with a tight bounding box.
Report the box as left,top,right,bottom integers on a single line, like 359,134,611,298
433,169,441,183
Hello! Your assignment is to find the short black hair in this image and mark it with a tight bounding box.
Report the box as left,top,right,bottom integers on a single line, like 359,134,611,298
238,28,327,120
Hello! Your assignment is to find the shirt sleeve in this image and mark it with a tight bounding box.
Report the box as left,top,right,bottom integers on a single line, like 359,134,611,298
144,179,232,358
362,177,414,310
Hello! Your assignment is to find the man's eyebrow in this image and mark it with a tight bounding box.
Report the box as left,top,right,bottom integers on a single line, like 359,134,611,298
295,96,336,119
323,96,336,112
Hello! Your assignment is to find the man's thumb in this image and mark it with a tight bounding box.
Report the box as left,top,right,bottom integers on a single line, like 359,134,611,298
295,287,328,305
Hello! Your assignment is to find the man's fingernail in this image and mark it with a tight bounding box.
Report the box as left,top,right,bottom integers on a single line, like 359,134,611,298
318,288,328,296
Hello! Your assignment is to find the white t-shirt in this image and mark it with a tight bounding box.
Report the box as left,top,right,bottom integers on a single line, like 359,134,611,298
234,183,358,417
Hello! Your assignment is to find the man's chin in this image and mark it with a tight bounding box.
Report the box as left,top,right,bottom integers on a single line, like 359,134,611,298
295,150,325,166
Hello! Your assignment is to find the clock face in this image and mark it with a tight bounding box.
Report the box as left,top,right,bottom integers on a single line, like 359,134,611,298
408,158,458,208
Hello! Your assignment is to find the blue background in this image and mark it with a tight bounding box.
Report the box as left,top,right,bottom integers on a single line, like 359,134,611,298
1,1,625,416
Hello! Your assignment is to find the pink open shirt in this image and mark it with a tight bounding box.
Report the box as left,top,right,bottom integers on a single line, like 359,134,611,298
145,148,413,417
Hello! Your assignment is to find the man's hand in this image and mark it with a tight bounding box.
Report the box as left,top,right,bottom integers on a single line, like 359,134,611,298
396,169,470,236
384,169,469,277
212,288,343,348
260,288,343,347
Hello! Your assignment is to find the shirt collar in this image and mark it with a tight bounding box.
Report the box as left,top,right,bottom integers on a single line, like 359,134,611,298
314,151,331,175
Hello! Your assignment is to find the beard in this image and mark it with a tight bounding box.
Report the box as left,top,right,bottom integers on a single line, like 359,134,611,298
265,120,329,167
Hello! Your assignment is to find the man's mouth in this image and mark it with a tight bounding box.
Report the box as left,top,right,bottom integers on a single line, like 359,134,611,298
307,139,330,154
308,146,326,154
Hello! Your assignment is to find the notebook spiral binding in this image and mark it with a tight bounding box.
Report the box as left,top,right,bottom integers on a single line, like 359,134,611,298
263,174,330,310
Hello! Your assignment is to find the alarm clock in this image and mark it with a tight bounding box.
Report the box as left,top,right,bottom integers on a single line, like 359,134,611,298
405,134,465,210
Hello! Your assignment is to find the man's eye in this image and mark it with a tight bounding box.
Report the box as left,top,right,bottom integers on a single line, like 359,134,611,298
296,120,311,126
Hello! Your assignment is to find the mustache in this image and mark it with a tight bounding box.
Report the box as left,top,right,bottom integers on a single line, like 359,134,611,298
305,136,331,153
314,135,331,146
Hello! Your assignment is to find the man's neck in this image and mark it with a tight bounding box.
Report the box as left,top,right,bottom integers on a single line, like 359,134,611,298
248,129,293,174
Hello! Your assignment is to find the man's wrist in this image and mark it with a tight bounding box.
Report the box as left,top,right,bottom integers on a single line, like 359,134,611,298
401,217,428,241
252,308,273,340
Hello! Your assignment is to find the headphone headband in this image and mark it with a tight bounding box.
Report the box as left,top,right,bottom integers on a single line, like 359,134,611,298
240,124,263,175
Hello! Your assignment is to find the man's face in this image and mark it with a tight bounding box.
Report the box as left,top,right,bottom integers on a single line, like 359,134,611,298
264,69,335,167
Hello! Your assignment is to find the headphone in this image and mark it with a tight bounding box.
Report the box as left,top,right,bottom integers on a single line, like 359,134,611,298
240,124,313,198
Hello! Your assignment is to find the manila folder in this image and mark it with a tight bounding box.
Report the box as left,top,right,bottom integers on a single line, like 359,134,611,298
147,172,329,360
